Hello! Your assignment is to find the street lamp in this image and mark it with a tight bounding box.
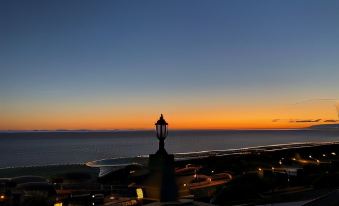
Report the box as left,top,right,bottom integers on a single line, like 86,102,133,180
148,114,177,201
155,114,168,153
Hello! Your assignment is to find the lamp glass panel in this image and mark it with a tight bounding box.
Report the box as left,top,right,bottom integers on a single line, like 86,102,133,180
161,125,167,138
156,125,161,138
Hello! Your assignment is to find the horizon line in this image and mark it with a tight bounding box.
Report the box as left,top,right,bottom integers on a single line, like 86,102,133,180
0,128,311,132
2,123,339,132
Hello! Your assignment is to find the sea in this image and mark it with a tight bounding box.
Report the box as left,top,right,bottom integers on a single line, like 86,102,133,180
1,129,339,168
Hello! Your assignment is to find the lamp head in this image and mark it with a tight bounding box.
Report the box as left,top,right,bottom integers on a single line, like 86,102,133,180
155,114,168,140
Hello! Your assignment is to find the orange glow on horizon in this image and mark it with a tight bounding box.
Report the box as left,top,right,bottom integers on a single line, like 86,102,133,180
0,113,335,131
1,99,337,130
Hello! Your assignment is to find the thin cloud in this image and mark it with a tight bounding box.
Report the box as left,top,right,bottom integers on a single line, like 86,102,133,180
289,119,322,123
273,119,338,124
324,120,339,123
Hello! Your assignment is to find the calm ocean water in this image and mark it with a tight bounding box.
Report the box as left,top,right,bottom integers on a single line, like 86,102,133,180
1,130,339,168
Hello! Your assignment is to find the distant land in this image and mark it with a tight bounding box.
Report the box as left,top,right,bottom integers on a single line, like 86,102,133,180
309,124,339,130
0,129,126,133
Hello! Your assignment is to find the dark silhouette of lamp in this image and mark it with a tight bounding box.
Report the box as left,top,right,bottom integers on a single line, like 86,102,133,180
143,115,214,206
155,114,168,154
145,114,178,202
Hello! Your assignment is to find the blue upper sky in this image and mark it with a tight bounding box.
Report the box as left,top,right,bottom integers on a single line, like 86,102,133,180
1,0,339,129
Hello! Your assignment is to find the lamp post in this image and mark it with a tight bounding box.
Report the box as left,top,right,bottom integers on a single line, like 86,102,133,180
145,114,177,202
155,114,168,153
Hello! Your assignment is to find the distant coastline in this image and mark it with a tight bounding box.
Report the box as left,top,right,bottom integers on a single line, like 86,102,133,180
0,129,139,133
308,124,339,130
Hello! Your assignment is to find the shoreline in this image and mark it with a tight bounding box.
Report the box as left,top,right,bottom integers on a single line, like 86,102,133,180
0,164,99,178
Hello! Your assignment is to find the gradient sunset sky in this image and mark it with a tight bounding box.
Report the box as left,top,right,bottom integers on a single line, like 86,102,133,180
1,0,339,130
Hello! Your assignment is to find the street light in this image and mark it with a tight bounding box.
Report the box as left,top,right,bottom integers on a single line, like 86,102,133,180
155,114,168,153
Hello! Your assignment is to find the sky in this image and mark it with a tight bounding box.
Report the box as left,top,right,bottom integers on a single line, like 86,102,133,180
1,0,339,130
